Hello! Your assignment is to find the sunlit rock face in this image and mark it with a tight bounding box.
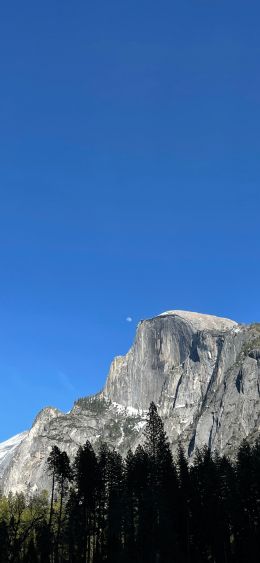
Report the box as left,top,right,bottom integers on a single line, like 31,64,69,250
1,310,260,495
0,432,28,479
102,311,237,409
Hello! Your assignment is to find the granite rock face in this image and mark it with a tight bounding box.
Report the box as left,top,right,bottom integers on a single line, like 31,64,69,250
1,311,260,494
102,311,237,409
0,431,28,480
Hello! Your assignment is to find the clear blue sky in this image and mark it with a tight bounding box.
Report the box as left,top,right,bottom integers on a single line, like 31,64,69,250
0,1,260,441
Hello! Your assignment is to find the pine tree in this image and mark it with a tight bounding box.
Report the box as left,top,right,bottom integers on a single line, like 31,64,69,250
74,441,98,563
65,489,82,563
55,451,72,562
213,452,234,562
235,440,258,562
143,402,175,562
123,450,136,561
144,402,169,459
47,446,62,530
106,449,124,563
176,444,192,563
95,442,110,562
131,445,152,563
251,439,260,558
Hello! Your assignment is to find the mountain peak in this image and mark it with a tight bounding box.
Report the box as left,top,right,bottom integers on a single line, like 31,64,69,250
158,310,237,332
1,311,259,496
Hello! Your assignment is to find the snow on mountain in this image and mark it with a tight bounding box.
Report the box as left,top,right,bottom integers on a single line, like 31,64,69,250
1,310,260,495
0,431,28,478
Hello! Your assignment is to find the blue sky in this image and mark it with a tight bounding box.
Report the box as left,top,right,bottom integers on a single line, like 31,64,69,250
0,1,260,440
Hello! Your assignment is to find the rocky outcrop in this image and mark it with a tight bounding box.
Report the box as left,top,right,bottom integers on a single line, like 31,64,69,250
1,400,146,495
0,431,28,479
1,310,260,494
102,311,237,409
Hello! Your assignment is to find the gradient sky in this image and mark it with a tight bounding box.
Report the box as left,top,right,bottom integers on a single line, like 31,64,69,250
0,0,260,441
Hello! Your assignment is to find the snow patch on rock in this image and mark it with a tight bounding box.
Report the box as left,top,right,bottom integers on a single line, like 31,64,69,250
0,431,28,477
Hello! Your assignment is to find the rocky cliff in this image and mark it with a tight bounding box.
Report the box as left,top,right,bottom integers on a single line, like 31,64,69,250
1,310,260,494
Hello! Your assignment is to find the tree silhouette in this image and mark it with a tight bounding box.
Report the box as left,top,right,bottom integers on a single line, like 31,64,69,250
47,446,62,530
1,402,260,562
73,441,98,562
55,451,72,562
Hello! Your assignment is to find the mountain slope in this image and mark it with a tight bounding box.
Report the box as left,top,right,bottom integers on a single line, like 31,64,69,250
0,431,28,480
1,310,260,494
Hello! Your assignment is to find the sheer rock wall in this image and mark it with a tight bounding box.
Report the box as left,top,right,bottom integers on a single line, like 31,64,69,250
1,311,259,494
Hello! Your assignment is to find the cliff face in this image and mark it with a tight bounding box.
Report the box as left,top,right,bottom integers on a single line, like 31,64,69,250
102,311,237,409
103,311,260,457
1,310,260,494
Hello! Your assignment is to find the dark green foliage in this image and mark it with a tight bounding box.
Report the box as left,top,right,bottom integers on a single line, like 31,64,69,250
47,445,62,529
1,404,260,562
74,395,110,414
143,402,177,563
47,445,72,561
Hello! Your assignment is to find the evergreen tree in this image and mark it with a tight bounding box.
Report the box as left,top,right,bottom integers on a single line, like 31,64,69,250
234,440,259,563
251,438,260,557
95,442,110,562
177,444,192,563
106,449,124,563
73,441,98,563
123,450,136,561
47,446,62,530
65,489,82,563
55,451,72,562
1,422,260,563
130,445,151,563
143,402,175,562
190,446,227,562
213,452,234,563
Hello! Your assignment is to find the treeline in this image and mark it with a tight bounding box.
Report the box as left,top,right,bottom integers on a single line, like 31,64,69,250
0,402,260,562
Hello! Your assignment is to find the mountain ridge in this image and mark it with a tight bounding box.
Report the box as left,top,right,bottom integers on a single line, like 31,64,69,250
0,310,259,494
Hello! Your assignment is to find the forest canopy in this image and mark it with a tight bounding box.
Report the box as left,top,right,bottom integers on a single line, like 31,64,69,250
0,402,260,563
